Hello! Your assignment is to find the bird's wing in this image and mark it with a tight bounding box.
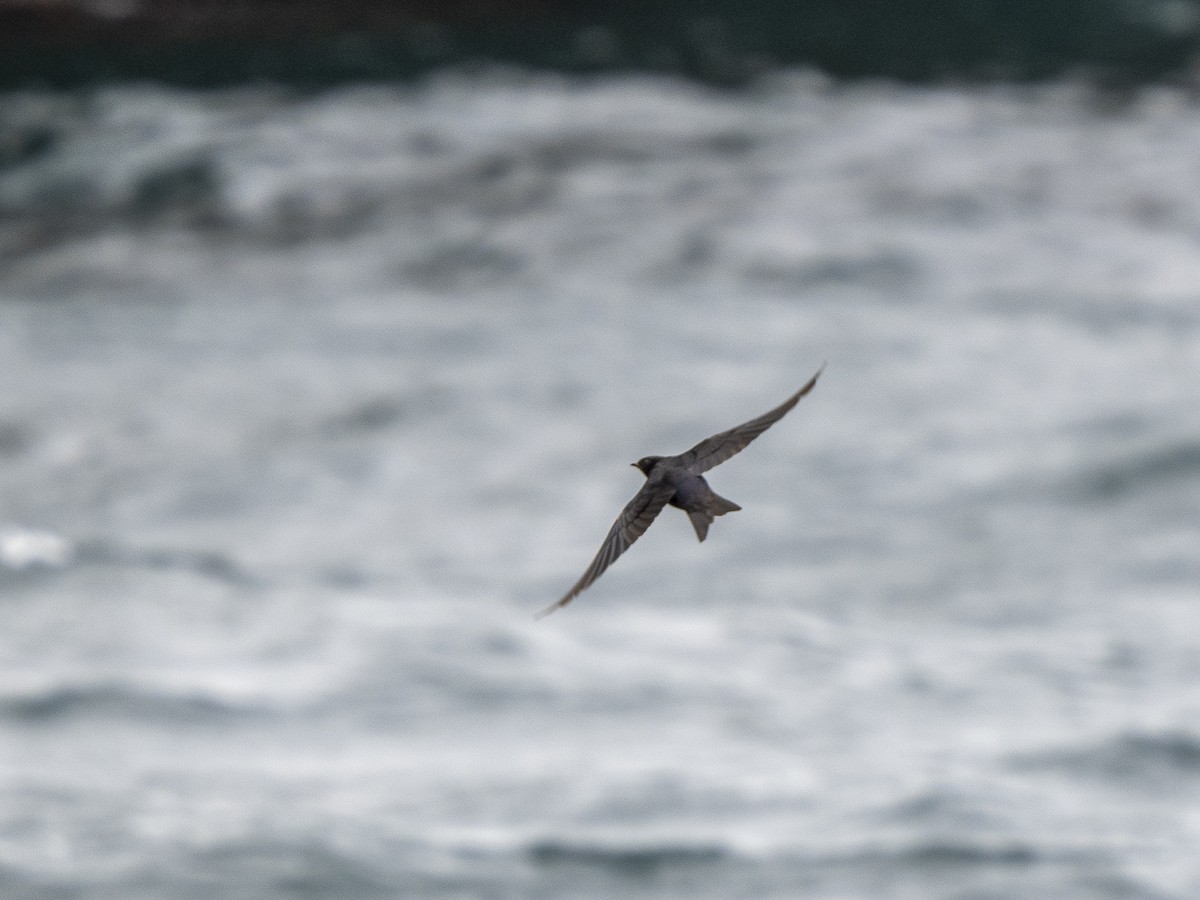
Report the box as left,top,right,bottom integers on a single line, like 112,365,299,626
535,474,676,619
675,364,824,475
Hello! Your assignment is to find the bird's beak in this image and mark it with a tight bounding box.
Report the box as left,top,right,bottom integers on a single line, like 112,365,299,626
630,462,638,468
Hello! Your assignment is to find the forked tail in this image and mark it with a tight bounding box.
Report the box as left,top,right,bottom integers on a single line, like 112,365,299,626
686,493,741,542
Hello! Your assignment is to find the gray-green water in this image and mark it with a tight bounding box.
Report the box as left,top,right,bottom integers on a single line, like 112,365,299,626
2,75,1199,898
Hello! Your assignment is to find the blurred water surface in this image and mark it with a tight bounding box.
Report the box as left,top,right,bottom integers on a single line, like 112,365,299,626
2,74,1200,898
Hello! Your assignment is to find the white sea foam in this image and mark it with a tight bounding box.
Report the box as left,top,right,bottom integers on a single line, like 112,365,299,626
0,526,71,569
0,75,1198,898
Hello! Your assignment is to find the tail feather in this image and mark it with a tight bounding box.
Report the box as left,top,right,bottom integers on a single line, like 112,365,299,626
687,493,741,542
712,494,741,514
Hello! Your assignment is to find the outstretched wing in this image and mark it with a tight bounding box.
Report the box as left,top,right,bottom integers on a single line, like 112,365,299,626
536,474,676,619
674,364,824,475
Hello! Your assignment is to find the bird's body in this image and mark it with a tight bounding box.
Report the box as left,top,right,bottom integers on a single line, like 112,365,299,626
536,365,823,618
646,461,741,543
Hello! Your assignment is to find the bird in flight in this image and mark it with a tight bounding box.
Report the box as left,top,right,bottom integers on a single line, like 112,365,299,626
536,365,824,618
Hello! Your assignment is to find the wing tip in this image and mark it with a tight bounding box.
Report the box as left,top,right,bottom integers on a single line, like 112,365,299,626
534,595,572,620
804,360,826,390
787,361,826,404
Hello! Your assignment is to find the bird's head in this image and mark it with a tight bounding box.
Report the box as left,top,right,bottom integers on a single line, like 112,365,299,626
632,456,664,476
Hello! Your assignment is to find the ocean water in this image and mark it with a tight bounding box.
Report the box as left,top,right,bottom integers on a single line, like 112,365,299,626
1,73,1199,899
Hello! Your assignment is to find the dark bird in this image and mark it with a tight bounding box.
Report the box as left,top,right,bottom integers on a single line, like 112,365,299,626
536,365,824,618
